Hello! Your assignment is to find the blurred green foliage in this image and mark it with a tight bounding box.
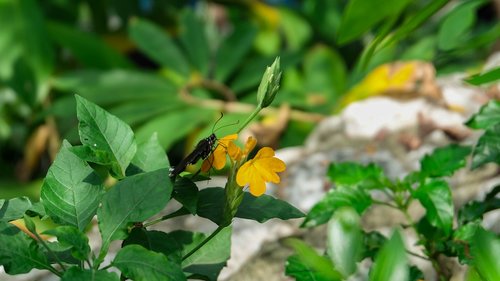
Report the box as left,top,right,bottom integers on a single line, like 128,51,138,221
1,0,499,195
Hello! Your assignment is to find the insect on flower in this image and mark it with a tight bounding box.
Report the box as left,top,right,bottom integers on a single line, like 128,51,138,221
169,113,237,178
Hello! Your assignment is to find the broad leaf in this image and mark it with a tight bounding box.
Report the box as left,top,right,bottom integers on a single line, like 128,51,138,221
215,23,257,82
369,231,408,281
466,100,500,130
337,0,411,44
136,107,213,150
285,238,342,280
179,11,210,75
0,221,50,274
470,228,500,281
129,18,189,76
123,228,193,263
458,185,500,225
182,227,232,281
96,168,171,266
113,245,185,281
172,177,199,215
47,21,132,69
437,0,487,51
196,187,304,225
302,186,372,228
61,267,119,281
0,197,36,222
127,133,170,175
43,226,90,261
465,67,500,86
471,124,500,169
328,162,386,189
414,179,453,235
54,70,178,106
327,207,362,277
285,255,333,281
420,144,471,178
41,140,103,230
76,95,137,178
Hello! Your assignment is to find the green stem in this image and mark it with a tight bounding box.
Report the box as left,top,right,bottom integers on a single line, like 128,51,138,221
33,232,66,272
237,106,262,134
371,199,399,209
182,226,225,261
143,208,190,228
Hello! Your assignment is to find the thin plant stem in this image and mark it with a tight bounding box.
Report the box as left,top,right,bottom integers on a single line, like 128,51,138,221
143,208,190,228
182,226,224,261
406,249,429,261
371,199,399,209
32,232,66,272
237,107,261,134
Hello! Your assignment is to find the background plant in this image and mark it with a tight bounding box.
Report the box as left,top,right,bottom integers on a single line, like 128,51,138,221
285,100,500,281
2,0,499,198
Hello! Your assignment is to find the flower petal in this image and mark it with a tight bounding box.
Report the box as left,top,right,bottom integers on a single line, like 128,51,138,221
243,136,257,155
248,176,266,197
236,160,254,186
227,142,241,161
254,147,275,159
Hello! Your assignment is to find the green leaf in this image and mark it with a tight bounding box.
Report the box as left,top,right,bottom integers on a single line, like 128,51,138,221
123,228,188,263
337,0,411,44
420,144,472,178
214,23,257,82
285,254,333,281
470,228,500,281
127,133,170,175
362,231,387,259
113,245,185,281
43,226,90,261
327,162,386,189
458,185,500,225
236,191,305,223
179,11,210,75
96,168,172,266
76,95,137,178
182,227,232,281
452,221,481,264
470,124,500,169
129,18,189,76
285,238,342,280
381,0,449,50
327,207,362,277
414,179,454,235
0,197,36,222
196,187,304,225
41,140,104,231
54,70,179,106
172,177,199,215
466,100,500,130
0,221,50,274
465,67,500,86
280,9,312,51
437,0,487,51
303,46,346,110
302,186,372,228
136,107,213,150
61,267,120,281
369,231,408,281
0,0,54,103
47,21,132,69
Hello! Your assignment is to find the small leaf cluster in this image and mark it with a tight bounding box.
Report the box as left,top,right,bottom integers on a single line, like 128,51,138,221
0,95,303,280
286,100,500,281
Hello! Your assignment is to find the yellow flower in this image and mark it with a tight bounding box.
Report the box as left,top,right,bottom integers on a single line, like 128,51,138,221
236,147,286,197
201,134,238,172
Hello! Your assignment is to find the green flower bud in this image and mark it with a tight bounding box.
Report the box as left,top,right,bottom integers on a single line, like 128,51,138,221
257,57,282,108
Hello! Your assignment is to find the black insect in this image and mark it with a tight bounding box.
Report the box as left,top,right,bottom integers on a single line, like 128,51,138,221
169,113,230,178
168,133,217,178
